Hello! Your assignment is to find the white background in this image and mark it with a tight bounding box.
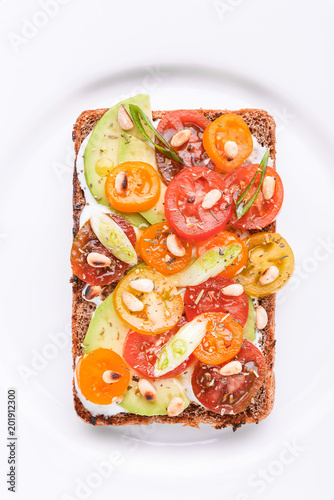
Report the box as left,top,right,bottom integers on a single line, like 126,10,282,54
1,0,334,499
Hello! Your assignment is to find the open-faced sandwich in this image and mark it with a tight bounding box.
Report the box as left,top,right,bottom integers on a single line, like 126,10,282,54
70,95,294,429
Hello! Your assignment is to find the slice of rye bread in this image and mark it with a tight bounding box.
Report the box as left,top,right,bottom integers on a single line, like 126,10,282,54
71,108,277,430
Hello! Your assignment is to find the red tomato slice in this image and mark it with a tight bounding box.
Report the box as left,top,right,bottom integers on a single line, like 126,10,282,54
165,166,233,243
155,110,215,184
123,317,193,379
192,340,266,415
71,213,136,286
184,277,249,327
224,164,284,229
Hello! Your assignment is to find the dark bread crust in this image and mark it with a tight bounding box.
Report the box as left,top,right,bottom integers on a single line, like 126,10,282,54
72,107,277,430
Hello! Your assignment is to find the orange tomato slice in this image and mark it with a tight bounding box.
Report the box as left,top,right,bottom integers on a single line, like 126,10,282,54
105,161,160,212
113,267,184,335
202,114,253,173
76,348,130,405
196,231,248,278
138,222,192,275
193,312,243,365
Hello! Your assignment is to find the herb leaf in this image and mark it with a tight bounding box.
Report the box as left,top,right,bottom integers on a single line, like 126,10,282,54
235,150,270,220
129,104,184,165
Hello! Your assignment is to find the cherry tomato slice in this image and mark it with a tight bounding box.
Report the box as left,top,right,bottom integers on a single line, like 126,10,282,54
193,312,243,365
184,277,249,327
192,340,266,415
235,232,294,297
202,113,253,173
165,166,233,243
76,348,130,405
155,110,215,184
138,222,192,275
71,213,136,286
113,267,184,335
224,164,284,230
123,317,193,379
196,231,248,278
105,161,160,212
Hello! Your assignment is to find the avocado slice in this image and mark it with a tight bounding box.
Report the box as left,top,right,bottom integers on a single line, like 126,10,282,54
243,295,256,342
118,134,167,225
82,293,189,415
84,94,152,228
121,377,189,416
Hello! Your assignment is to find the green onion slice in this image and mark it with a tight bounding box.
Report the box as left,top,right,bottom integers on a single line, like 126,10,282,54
235,150,270,220
129,104,184,165
154,317,208,377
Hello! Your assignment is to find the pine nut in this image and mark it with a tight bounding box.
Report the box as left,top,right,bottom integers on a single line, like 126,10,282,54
201,189,222,209
221,284,244,297
170,129,192,148
122,292,144,312
129,278,154,293
83,285,102,301
102,370,122,383
259,266,279,285
262,176,276,200
115,172,128,194
118,104,134,130
138,379,157,401
219,360,243,376
167,397,185,416
224,141,238,160
166,234,186,257
87,252,111,268
255,306,268,329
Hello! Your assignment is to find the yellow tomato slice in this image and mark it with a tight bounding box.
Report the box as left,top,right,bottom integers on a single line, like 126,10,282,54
113,267,184,334
76,348,130,405
138,222,193,275
235,232,295,297
196,231,248,278
105,161,160,212
202,114,253,173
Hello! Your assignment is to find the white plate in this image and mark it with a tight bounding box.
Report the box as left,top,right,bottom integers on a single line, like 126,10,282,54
1,64,334,499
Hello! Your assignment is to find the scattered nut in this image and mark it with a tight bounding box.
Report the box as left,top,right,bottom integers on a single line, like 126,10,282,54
167,397,185,416
87,252,111,268
224,140,239,161
262,176,276,200
129,278,154,293
219,360,243,376
170,129,192,148
122,292,144,312
115,171,128,194
221,284,244,297
83,285,102,301
102,370,122,383
255,306,268,329
259,266,279,285
201,189,222,209
166,234,186,257
138,379,157,401
118,104,134,130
